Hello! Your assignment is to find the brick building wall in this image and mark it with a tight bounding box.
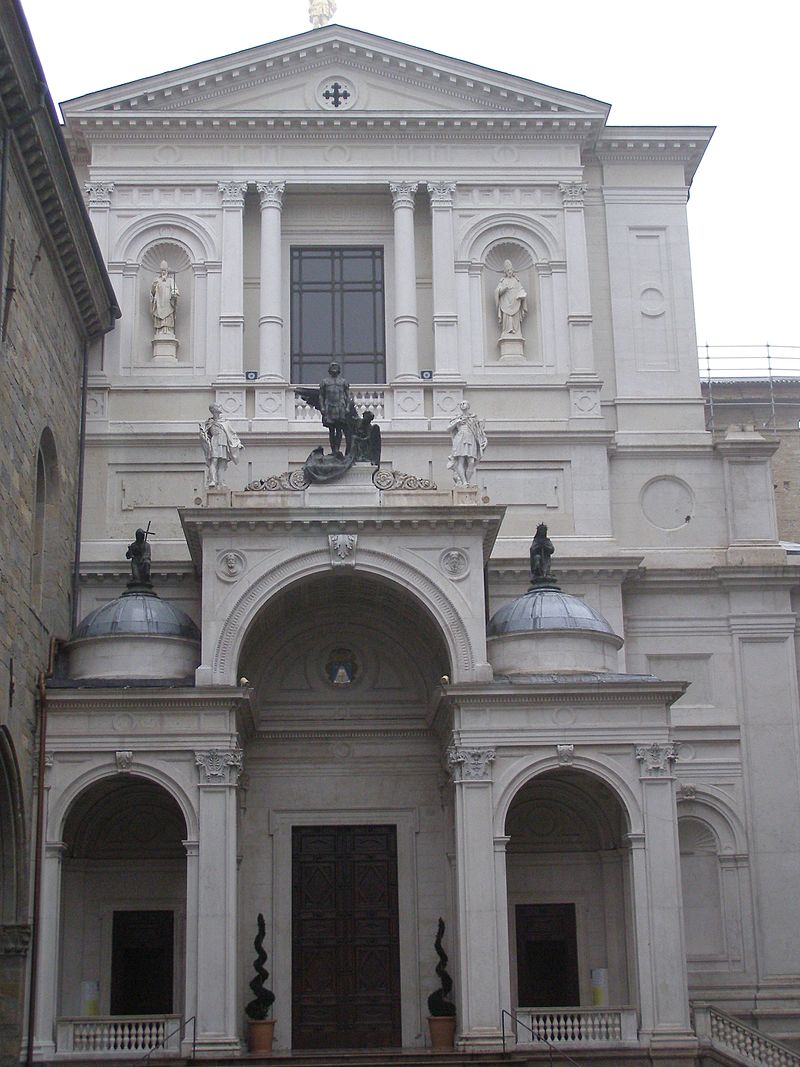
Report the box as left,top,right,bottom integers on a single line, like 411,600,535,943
0,4,118,1062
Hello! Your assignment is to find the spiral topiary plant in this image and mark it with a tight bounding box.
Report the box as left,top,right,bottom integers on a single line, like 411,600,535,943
427,917,456,1017
245,913,275,1021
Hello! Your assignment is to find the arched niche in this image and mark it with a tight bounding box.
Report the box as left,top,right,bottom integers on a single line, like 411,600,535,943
59,775,189,1018
502,768,634,1012
237,570,451,724
112,214,216,372
459,214,563,372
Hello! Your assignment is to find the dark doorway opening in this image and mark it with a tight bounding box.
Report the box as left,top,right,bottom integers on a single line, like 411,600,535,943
516,903,580,1007
110,910,174,1015
292,824,401,1048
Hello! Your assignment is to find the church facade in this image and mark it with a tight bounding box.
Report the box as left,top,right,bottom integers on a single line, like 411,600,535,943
26,23,800,1064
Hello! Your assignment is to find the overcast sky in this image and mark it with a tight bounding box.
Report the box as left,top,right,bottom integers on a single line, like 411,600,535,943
19,0,799,372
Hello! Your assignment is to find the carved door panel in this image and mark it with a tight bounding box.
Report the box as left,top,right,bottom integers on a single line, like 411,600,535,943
292,825,401,1048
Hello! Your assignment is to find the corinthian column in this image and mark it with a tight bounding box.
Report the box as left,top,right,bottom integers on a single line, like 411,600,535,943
427,181,460,380
256,180,286,381
389,181,419,381
217,180,247,381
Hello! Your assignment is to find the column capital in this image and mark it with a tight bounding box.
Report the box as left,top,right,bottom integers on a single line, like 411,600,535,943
195,747,244,785
559,181,587,207
447,745,495,782
635,741,680,777
427,180,456,206
218,180,247,207
85,181,114,206
256,180,286,209
389,181,418,208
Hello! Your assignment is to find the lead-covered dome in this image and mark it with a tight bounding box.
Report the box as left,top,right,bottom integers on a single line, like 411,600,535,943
487,585,622,676
488,587,616,637
65,590,200,682
74,590,199,640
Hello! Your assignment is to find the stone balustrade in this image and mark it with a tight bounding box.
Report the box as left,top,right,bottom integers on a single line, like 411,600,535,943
514,1007,639,1047
56,1015,181,1054
693,1003,800,1067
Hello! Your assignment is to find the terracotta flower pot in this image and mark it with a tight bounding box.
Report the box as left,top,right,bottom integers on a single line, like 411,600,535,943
428,1014,456,1049
247,1017,275,1052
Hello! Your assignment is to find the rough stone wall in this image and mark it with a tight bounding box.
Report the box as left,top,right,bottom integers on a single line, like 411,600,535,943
0,144,85,1067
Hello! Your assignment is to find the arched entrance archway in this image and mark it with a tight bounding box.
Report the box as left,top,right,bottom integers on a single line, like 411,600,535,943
58,777,187,1028
0,728,28,1064
504,769,634,1013
236,571,452,1051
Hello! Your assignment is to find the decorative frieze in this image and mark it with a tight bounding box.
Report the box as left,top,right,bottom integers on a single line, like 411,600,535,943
447,746,496,782
559,181,587,207
635,741,680,774
195,748,244,785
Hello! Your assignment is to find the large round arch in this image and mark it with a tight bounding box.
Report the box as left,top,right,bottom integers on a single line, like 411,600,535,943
213,547,478,684
58,774,189,1022
498,762,638,1015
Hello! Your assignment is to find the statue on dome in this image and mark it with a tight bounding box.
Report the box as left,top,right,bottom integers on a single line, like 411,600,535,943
529,523,555,587
447,401,487,487
200,404,244,488
126,526,152,588
150,261,179,335
495,260,527,339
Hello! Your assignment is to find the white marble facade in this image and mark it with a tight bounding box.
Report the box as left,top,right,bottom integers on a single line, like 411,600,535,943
32,23,800,1062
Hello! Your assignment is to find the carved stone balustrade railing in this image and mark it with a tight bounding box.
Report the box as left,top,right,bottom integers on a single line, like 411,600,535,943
514,1008,639,1047
293,386,386,422
56,1015,181,1054
693,1003,800,1067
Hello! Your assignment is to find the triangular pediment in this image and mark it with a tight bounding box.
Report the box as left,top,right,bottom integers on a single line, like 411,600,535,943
61,24,610,121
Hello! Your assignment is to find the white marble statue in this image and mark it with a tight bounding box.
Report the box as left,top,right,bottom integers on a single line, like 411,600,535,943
309,0,336,27
447,401,487,487
199,404,244,488
495,260,527,338
151,261,179,335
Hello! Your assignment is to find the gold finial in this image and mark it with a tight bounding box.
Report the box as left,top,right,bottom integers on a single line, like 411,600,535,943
309,0,336,27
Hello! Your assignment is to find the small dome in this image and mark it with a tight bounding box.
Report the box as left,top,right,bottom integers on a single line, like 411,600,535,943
488,586,616,637
73,591,199,641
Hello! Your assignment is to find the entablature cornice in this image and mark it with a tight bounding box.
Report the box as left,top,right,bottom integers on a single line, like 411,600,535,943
625,565,800,591
179,503,505,570
488,555,643,585
439,676,687,707
45,685,249,710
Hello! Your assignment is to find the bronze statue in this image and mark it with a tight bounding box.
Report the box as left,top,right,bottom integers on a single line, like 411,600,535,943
529,522,554,584
126,527,152,587
350,408,381,466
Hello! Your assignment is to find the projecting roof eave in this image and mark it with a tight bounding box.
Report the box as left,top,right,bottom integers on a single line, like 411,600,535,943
0,0,120,336
592,125,715,184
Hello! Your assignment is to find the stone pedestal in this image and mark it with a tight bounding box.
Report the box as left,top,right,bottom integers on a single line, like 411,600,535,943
152,333,179,363
305,463,381,506
453,485,480,505
497,336,525,363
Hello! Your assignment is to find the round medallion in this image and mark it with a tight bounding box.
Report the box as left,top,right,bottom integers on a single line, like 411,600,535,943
216,549,246,582
316,76,357,110
640,476,695,531
440,549,469,580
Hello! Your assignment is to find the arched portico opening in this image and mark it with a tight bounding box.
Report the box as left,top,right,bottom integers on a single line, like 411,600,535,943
504,768,634,1014
58,776,188,1029
236,571,451,1051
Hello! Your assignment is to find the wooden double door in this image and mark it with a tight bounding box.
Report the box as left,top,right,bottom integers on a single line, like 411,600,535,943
292,824,402,1049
